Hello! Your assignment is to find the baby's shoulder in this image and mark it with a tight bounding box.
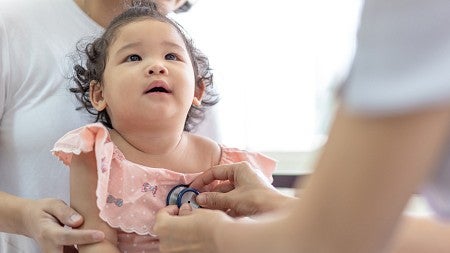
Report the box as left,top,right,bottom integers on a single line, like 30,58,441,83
186,133,221,165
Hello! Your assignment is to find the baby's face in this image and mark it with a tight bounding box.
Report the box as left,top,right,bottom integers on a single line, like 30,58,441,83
100,19,196,130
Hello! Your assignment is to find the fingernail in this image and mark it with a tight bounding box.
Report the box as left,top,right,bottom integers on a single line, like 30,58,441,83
92,231,105,240
69,214,81,223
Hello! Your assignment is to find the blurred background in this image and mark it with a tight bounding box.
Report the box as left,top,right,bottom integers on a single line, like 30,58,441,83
172,0,362,175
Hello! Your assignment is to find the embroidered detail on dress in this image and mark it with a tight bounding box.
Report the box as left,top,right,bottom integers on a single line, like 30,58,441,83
101,157,108,173
106,194,123,207
141,183,158,197
112,146,125,161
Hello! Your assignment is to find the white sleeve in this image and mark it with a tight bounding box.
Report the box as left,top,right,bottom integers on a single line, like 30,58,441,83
0,14,9,121
341,0,450,116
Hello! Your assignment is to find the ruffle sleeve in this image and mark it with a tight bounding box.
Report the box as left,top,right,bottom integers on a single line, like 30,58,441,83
219,145,277,183
51,123,110,166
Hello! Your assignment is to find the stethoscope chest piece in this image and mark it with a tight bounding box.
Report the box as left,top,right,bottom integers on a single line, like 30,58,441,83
166,184,200,209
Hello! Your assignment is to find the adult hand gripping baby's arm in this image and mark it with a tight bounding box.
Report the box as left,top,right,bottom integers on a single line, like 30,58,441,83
190,161,296,217
0,191,104,253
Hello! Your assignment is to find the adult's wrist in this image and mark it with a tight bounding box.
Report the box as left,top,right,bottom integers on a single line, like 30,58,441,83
0,192,30,235
16,197,35,237
260,188,297,213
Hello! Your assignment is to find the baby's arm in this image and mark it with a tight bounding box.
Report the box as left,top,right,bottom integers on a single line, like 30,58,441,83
70,152,121,253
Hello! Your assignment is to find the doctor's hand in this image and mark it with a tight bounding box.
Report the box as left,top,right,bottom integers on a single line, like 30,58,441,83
155,203,232,253
21,198,104,253
190,162,296,217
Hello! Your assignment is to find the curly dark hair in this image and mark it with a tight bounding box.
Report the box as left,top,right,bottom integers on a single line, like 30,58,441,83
70,1,218,131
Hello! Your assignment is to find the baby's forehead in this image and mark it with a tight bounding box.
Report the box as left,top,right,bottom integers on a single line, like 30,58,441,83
111,19,186,48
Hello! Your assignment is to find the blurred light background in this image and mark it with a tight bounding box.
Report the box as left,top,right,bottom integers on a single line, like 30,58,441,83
173,0,362,155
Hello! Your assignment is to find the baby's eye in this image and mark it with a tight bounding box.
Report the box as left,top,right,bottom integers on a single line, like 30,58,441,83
126,54,142,62
165,53,179,61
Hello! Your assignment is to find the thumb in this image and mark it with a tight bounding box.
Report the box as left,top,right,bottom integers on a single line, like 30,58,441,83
159,205,180,216
178,203,193,216
45,200,84,228
154,205,179,233
196,192,231,211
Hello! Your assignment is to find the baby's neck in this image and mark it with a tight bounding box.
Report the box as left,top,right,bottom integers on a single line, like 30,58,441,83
111,128,185,153
109,128,189,168
108,125,222,174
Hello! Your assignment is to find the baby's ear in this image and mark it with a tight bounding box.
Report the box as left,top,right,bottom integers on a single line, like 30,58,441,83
192,79,205,107
89,81,107,111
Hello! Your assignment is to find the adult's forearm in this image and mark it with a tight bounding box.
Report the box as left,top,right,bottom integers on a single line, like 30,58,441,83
214,208,299,253
388,215,450,253
0,191,28,235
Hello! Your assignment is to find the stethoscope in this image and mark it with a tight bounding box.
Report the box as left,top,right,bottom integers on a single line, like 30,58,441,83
166,184,200,209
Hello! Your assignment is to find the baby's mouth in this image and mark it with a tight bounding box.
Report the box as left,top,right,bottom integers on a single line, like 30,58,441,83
144,80,172,94
146,87,170,93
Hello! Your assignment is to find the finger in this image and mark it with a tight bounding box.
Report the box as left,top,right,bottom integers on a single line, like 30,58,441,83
190,164,238,189
195,192,232,211
43,199,84,227
212,181,235,193
160,205,180,216
48,226,104,246
189,169,220,190
156,205,179,219
178,203,193,216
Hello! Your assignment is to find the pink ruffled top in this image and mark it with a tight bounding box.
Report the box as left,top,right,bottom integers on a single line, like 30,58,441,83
52,123,276,252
